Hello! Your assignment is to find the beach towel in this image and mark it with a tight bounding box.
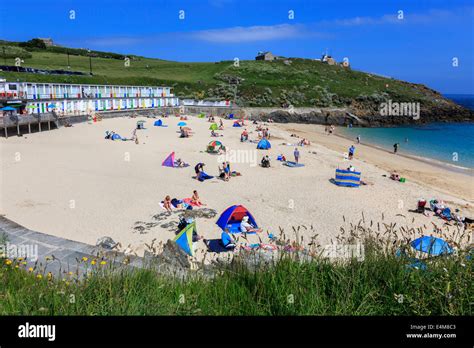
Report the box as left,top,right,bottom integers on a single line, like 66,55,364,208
198,172,214,182
283,161,304,167
182,198,202,207
206,239,233,253
159,202,175,211
233,122,242,127
441,207,452,220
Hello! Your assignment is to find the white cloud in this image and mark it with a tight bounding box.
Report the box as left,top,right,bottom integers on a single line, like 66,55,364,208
190,24,313,43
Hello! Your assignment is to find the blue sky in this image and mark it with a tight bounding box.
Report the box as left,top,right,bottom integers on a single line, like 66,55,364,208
0,0,473,93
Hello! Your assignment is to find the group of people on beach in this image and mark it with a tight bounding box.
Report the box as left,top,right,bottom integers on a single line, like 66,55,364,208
162,190,205,212
325,125,335,135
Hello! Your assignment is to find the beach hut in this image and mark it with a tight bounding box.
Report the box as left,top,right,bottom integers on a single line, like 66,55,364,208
209,123,218,131
334,169,361,187
257,138,271,150
410,236,453,256
216,205,258,233
174,222,196,256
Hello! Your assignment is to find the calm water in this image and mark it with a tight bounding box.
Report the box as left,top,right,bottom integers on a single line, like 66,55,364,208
340,95,474,169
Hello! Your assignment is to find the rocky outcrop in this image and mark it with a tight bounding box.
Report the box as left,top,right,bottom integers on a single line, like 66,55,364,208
244,100,474,127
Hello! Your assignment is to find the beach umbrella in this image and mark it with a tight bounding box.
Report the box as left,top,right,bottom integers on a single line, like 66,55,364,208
0,106,16,111
209,123,218,130
47,104,57,108
208,140,222,147
26,105,37,109
410,236,453,256
177,121,187,127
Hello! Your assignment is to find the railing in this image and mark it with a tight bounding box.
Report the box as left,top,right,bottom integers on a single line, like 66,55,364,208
19,92,174,100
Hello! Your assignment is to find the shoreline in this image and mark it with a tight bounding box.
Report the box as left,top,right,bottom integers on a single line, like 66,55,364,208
334,130,473,176
275,123,474,204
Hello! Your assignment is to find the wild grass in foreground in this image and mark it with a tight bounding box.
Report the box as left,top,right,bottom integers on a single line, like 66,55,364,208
1,243,472,316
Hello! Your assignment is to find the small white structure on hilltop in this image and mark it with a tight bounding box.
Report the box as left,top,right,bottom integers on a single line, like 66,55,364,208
255,51,276,61
38,38,54,47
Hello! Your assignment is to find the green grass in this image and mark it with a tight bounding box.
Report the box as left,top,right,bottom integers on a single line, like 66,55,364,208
1,246,472,315
0,41,440,107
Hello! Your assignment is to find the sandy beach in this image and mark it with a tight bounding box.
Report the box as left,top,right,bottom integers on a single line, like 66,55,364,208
1,115,472,257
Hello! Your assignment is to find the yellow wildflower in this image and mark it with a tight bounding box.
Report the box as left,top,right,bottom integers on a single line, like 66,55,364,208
28,267,34,272
5,259,12,265
36,274,43,279
82,257,88,262
91,260,96,265
100,261,107,265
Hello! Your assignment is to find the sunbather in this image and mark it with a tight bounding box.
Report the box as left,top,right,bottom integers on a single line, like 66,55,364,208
240,216,261,233
221,229,236,249
261,155,271,168
390,171,400,181
240,129,249,142
163,195,173,212
175,158,187,167
195,163,205,176
224,162,231,181
191,190,206,206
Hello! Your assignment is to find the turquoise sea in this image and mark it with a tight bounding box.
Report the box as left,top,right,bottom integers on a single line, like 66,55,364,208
340,95,474,169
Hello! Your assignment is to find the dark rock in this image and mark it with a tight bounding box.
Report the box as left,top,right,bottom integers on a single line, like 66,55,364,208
96,236,118,250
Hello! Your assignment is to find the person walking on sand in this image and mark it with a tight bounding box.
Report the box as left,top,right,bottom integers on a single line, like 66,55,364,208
348,145,355,160
294,147,300,163
356,135,361,144
393,143,400,154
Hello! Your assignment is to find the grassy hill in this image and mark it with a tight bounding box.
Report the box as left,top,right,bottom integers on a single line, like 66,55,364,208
0,40,443,108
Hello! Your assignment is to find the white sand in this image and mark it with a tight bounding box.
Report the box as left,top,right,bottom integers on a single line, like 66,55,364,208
1,115,472,257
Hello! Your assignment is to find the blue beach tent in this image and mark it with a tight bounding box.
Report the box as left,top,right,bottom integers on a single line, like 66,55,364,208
174,222,196,256
257,138,271,150
111,133,122,140
334,169,361,187
154,119,163,126
410,236,453,256
216,205,258,233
